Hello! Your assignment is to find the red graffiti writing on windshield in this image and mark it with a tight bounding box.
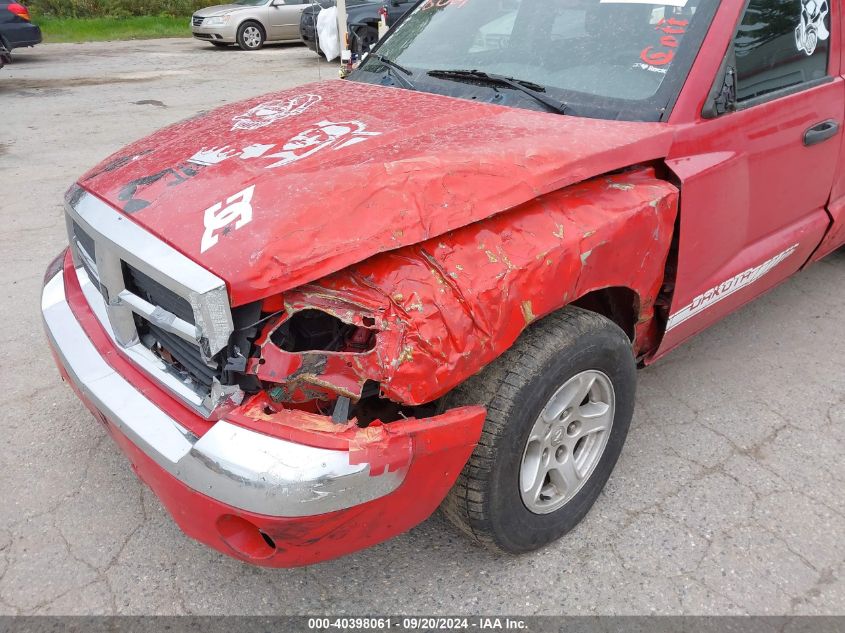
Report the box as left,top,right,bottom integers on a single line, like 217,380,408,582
640,17,688,67
420,0,470,10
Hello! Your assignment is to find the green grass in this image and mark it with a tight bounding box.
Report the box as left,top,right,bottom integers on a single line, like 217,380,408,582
35,15,192,43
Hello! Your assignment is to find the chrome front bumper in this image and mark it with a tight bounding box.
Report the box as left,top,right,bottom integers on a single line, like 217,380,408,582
42,269,406,518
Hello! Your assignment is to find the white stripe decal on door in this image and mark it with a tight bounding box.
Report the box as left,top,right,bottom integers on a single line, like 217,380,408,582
666,244,799,331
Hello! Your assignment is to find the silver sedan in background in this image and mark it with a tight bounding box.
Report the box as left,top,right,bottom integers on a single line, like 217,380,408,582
192,0,310,50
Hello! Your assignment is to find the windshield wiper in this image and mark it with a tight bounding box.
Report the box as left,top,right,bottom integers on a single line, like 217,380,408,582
427,69,568,114
372,54,417,91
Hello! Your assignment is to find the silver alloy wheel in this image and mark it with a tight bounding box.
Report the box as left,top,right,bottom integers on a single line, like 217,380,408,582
243,25,262,48
519,370,615,515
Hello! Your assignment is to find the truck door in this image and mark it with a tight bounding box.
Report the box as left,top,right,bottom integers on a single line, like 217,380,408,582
655,0,843,358
812,0,845,258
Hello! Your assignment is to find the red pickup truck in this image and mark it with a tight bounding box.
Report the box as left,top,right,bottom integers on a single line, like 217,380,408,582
42,0,844,567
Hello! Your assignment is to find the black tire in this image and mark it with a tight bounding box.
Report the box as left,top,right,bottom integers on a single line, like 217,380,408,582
210,42,230,48
440,307,636,554
352,25,379,55
236,21,265,51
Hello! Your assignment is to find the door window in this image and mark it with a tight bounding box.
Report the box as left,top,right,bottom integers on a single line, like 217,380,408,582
734,0,830,102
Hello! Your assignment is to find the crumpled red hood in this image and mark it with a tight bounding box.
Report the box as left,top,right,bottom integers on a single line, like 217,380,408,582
79,80,673,306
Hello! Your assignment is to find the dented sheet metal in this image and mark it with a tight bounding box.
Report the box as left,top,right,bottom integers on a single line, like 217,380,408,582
78,80,674,306
119,401,487,566
249,169,679,407
228,393,485,477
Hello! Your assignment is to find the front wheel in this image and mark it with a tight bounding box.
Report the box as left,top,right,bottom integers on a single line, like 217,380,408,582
237,22,265,50
440,307,636,553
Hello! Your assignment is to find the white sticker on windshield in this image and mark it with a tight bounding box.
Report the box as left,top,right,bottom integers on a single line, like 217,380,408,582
600,0,689,6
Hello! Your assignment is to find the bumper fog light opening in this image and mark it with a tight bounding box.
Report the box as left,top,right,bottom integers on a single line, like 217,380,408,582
216,514,277,560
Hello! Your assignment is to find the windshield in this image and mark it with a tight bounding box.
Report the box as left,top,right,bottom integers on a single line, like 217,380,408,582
354,0,717,121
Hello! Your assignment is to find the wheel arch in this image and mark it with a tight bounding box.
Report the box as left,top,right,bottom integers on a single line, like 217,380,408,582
570,286,640,342
238,19,266,36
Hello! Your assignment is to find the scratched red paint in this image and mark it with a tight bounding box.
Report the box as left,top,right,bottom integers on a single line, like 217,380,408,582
109,383,486,567
80,80,673,306
246,168,678,407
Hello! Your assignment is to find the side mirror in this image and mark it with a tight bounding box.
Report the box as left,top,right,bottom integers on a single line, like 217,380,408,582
702,48,737,119
271,0,285,6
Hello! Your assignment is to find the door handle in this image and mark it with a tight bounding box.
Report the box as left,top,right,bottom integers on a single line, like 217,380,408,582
804,120,840,146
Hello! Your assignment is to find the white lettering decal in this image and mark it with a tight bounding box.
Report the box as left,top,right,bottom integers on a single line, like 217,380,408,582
200,185,255,253
666,244,799,331
632,62,668,75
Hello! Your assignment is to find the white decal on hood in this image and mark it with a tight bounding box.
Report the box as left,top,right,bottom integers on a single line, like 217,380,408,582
262,120,381,169
200,185,255,253
239,143,275,159
795,0,829,56
666,244,799,331
182,121,380,172
231,94,322,131
188,146,239,166
118,119,380,213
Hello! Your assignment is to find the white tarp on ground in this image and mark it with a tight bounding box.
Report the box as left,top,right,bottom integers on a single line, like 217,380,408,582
316,6,340,62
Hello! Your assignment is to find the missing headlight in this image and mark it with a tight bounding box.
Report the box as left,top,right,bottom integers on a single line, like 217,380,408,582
270,309,376,354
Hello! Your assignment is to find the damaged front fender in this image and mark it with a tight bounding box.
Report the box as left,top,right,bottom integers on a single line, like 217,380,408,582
251,167,678,408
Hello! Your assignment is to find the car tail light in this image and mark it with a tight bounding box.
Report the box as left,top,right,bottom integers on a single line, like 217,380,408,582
7,4,31,21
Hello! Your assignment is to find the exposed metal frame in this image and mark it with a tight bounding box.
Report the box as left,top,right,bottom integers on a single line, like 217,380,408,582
42,271,406,517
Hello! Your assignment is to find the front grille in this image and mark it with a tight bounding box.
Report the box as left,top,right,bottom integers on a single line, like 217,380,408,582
71,221,101,292
65,188,236,415
192,15,204,27
72,221,96,262
121,262,223,389
123,263,194,324
145,324,219,390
